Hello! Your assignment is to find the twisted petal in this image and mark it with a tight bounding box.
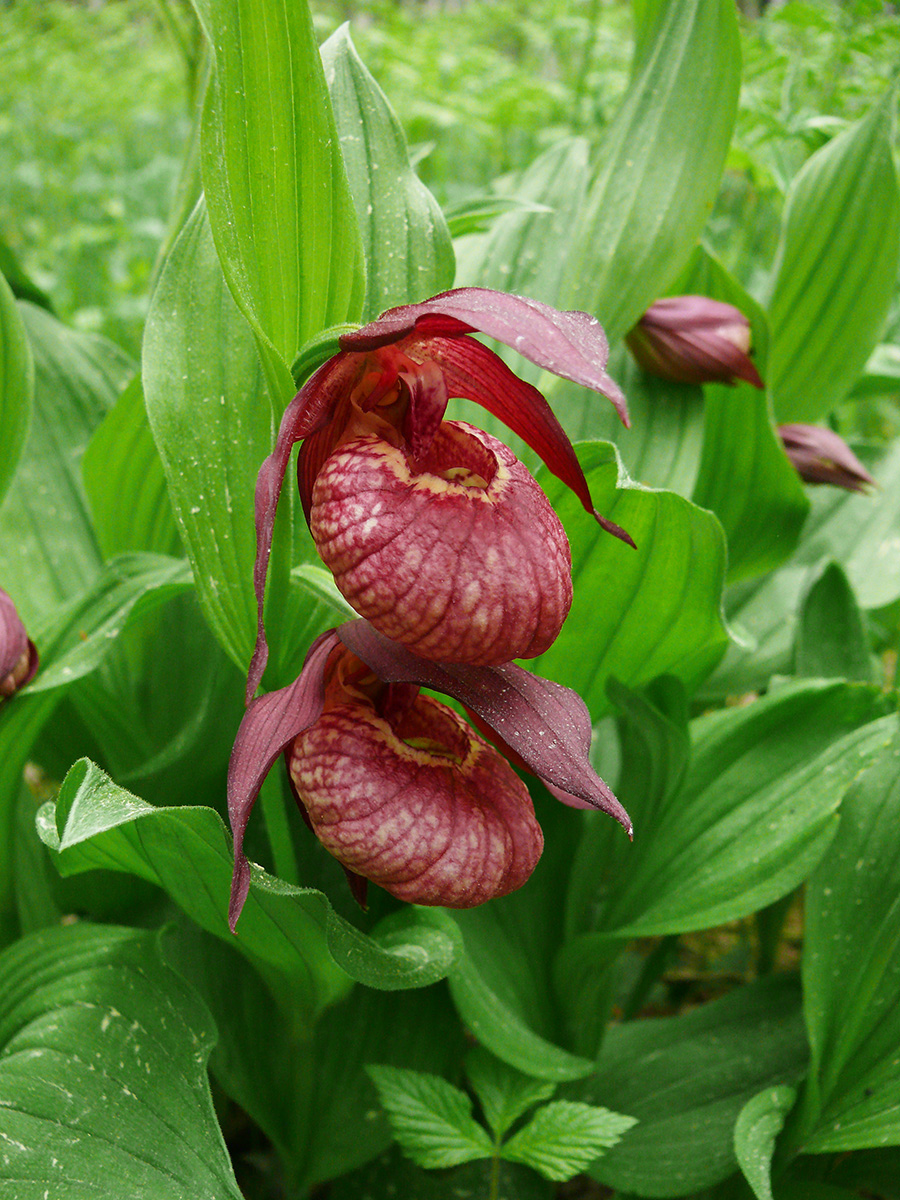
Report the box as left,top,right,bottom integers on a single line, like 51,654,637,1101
340,287,630,424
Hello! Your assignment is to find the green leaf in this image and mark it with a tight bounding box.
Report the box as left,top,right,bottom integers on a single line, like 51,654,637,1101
0,304,130,624
768,99,900,423
534,441,729,720
795,561,873,683
193,0,364,377
0,554,194,917
39,760,459,1014
0,923,242,1199
0,237,53,311
577,975,808,1195
143,202,279,670
790,740,900,1154
561,0,741,340
83,375,181,558
0,271,32,505
734,1085,797,1200
321,25,454,319
366,1065,494,1170
597,682,895,936
331,1145,552,1200
502,1100,636,1182
167,926,465,1189
465,1047,557,1139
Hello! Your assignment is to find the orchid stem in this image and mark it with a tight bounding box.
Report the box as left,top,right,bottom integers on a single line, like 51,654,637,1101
260,770,302,887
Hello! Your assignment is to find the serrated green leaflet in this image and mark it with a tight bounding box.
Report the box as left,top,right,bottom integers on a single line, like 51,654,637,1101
0,923,242,1199
367,1066,493,1170
503,1100,636,1182
39,760,459,1016
0,271,32,506
466,1047,556,1139
321,25,454,319
534,441,729,720
768,99,900,423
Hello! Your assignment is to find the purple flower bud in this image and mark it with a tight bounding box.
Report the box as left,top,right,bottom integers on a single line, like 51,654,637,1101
778,424,875,493
0,588,38,700
626,295,763,388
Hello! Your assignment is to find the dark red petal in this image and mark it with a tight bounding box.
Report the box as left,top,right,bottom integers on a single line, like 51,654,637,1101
0,588,29,678
340,288,629,425
400,359,449,461
228,629,341,929
413,335,635,546
248,354,356,702
336,620,632,835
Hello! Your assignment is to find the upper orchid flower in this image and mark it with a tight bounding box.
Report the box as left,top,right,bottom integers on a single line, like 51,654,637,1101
248,288,632,699
778,424,875,493
625,295,764,389
0,588,37,700
228,619,631,929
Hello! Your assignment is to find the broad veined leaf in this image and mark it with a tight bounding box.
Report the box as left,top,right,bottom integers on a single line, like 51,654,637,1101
734,1085,797,1200
0,554,194,917
789,741,900,1155
595,682,895,936
768,99,900,423
0,270,33,505
561,0,741,341
321,25,454,319
83,375,181,559
39,760,459,1019
0,923,242,1200
144,202,278,671
534,441,729,720
0,303,130,625
794,561,873,683
575,975,808,1196
192,0,364,385
167,925,465,1189
705,440,900,698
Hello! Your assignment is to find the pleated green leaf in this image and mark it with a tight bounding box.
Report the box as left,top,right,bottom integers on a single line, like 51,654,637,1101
577,976,807,1195
596,682,895,936
795,561,874,683
561,0,741,341
83,375,181,559
768,99,900,423
192,0,365,380
39,760,459,1016
534,442,729,720
0,271,33,505
734,1085,797,1200
791,740,900,1154
0,304,130,625
321,25,454,319
0,923,243,1200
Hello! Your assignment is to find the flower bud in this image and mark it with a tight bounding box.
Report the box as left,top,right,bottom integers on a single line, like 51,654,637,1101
0,589,37,700
778,424,875,493
626,295,763,388
309,421,572,665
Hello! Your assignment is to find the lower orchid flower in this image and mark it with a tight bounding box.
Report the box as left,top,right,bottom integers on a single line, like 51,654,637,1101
0,588,38,700
227,620,631,929
248,288,632,699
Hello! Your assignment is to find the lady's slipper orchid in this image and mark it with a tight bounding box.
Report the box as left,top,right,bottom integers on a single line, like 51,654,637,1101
625,295,764,389
248,288,632,698
227,619,631,929
778,424,875,493
0,588,37,700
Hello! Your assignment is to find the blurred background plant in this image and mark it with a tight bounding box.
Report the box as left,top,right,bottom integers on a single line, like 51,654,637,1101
1,0,897,357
